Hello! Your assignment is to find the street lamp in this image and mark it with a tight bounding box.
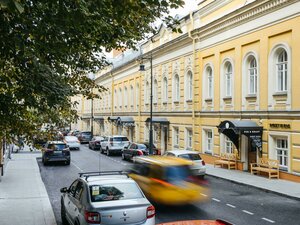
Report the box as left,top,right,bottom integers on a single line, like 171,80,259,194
139,55,153,155
88,73,95,138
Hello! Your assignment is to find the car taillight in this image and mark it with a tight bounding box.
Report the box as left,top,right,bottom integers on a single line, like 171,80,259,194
202,160,206,166
84,211,100,224
146,205,155,219
137,150,143,156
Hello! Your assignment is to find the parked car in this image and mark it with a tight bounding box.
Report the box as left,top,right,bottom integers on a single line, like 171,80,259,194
100,135,129,156
164,150,206,177
77,131,92,143
122,143,149,161
88,136,105,150
60,171,155,225
42,141,70,165
63,136,80,150
142,142,161,155
129,156,209,205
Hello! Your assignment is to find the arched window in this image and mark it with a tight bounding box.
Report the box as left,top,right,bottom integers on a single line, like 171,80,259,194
207,67,213,98
145,81,149,104
153,79,158,104
130,85,134,107
248,57,258,95
124,86,128,107
162,77,168,103
276,50,288,92
118,88,122,108
225,62,233,97
185,71,193,101
173,74,180,102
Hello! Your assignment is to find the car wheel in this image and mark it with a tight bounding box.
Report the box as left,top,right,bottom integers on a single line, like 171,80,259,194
65,160,70,165
100,147,103,154
106,148,110,156
61,201,69,225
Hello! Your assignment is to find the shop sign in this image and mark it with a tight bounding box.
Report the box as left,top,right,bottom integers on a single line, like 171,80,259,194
269,123,291,129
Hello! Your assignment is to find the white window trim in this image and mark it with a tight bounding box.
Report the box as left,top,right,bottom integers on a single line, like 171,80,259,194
185,70,193,102
162,76,168,104
268,131,291,172
173,74,180,103
220,58,234,109
202,127,214,154
268,43,292,110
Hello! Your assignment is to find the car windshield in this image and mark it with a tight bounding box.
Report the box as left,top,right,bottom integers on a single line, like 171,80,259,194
164,166,192,184
113,137,129,142
65,136,78,142
89,183,143,202
137,144,147,149
179,153,201,161
82,132,91,136
48,144,67,150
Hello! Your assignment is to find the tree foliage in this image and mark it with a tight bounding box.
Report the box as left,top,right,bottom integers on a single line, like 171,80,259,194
0,0,184,143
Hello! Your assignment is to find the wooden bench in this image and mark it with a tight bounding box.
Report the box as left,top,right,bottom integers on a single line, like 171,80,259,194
250,158,279,179
214,153,237,170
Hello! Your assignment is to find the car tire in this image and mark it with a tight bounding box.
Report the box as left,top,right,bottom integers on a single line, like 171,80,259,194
88,144,91,149
100,147,103,154
106,148,110,156
65,160,70,165
61,202,69,225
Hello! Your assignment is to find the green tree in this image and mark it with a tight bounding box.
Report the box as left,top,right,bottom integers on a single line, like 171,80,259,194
0,0,184,143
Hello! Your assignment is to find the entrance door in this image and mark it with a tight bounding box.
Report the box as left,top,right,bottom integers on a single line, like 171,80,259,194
248,138,257,171
161,126,168,154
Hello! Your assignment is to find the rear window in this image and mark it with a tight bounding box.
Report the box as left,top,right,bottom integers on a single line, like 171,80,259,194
89,183,143,202
65,136,78,141
82,132,91,136
48,144,67,150
113,137,129,142
179,153,201,161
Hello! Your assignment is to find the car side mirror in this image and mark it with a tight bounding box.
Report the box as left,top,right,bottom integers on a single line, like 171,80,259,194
60,187,68,193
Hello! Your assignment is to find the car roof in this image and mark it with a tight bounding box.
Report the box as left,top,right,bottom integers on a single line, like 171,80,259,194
48,141,65,144
80,175,135,186
166,150,200,155
110,135,127,137
135,155,193,166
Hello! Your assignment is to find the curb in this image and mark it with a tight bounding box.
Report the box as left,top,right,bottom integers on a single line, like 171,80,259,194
206,173,300,201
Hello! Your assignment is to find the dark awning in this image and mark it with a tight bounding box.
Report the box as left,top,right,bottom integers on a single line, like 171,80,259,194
108,116,118,122
94,116,104,121
117,117,135,126
217,120,263,150
145,117,169,125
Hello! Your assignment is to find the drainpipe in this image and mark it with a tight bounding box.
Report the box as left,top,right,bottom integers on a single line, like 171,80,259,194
110,70,114,135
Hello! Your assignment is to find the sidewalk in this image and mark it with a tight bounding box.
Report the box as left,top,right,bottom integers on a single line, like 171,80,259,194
0,147,57,225
206,164,300,200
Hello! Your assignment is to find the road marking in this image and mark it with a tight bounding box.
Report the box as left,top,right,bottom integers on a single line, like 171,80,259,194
262,218,275,223
200,193,207,197
242,210,254,215
71,162,83,172
212,198,220,202
226,204,236,208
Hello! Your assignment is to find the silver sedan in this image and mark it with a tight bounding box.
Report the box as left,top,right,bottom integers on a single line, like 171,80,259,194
60,171,155,225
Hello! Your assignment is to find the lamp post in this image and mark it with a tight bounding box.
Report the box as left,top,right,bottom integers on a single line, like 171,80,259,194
89,73,95,138
139,56,153,155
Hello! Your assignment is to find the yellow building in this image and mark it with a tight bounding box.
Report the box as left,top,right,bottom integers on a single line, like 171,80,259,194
73,0,300,182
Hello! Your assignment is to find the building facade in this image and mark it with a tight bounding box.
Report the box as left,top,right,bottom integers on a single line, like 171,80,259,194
72,0,300,182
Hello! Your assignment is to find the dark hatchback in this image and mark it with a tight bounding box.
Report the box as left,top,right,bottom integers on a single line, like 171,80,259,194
122,143,149,161
77,131,92,143
42,141,70,165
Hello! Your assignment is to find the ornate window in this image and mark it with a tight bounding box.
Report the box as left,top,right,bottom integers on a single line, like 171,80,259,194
225,62,233,97
130,85,134,107
207,67,213,98
136,84,139,108
185,71,193,101
162,77,168,103
124,87,128,108
153,79,158,104
118,88,122,108
173,74,180,102
145,81,149,104
276,50,288,92
248,57,258,95
173,127,179,148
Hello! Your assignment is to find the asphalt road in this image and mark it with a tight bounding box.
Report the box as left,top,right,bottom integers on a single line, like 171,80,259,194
38,144,300,225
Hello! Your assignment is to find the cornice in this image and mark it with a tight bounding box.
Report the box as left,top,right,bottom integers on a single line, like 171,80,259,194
191,0,299,41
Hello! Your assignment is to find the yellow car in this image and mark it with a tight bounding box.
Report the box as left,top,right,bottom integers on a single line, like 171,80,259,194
128,156,209,205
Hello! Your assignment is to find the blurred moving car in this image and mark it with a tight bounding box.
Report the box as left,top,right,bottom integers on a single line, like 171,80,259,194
142,142,161,155
157,219,232,225
100,135,129,156
122,143,149,161
89,136,105,150
42,141,70,165
60,171,155,225
64,136,80,150
78,131,92,143
129,156,209,205
164,150,206,177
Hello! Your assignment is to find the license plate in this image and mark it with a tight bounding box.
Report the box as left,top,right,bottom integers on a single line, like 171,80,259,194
54,151,61,154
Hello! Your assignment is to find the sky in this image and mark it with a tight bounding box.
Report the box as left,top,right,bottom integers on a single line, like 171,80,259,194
170,0,199,16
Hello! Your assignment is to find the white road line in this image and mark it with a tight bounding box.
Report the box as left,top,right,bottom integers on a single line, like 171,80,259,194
71,162,83,172
262,218,275,223
242,210,254,215
226,204,236,208
212,198,220,202
200,193,207,197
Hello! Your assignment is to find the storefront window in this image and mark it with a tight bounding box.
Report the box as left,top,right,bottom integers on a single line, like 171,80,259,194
276,138,288,170
225,136,233,153
207,131,213,153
